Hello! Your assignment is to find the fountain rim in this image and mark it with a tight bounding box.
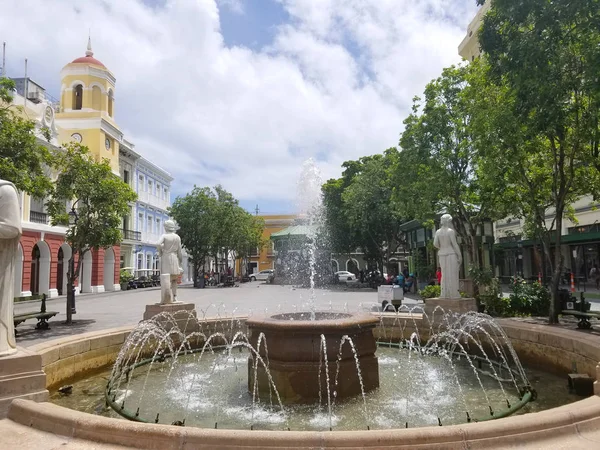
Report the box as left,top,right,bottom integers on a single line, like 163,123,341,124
245,311,379,331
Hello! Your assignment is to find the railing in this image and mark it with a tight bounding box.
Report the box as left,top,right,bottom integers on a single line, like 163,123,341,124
136,190,170,211
29,211,48,224
121,229,141,241
569,223,600,235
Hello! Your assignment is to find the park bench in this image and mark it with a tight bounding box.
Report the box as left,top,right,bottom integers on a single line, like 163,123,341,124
13,294,59,331
560,310,600,330
560,290,599,329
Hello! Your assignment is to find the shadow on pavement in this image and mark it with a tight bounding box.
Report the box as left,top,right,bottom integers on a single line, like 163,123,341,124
15,319,97,345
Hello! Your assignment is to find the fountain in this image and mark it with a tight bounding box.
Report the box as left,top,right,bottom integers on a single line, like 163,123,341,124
95,159,541,430
246,312,379,403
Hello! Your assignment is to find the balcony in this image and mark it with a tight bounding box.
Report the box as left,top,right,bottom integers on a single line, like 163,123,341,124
121,229,141,241
137,190,170,211
29,211,48,224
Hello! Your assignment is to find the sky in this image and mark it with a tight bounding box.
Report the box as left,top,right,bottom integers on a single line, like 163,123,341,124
0,0,478,214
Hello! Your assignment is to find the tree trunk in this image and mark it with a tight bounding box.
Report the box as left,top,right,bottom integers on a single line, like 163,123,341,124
549,215,564,324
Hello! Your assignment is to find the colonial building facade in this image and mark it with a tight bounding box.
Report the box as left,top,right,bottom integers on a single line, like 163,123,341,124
7,39,184,297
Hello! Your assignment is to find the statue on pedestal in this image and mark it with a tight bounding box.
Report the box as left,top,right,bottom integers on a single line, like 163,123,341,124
0,180,21,356
157,220,183,304
433,214,462,299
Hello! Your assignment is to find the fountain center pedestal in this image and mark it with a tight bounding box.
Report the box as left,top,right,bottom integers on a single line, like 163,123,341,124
246,312,379,403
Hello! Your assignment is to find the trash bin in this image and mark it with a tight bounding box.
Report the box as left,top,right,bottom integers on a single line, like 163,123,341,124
558,288,572,310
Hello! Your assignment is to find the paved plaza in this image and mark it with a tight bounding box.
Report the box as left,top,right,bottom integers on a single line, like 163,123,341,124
14,283,420,347
14,283,600,348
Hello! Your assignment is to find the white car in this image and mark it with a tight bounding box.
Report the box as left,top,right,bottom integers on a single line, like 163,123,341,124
335,271,357,283
250,269,274,282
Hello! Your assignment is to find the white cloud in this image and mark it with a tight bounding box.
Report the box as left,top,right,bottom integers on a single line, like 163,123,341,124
0,0,477,207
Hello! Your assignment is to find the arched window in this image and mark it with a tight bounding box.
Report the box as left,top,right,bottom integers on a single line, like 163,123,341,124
73,84,83,110
108,89,114,117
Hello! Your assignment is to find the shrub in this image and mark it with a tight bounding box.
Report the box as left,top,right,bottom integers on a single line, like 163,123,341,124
120,269,134,284
419,284,441,299
478,278,510,316
508,278,550,317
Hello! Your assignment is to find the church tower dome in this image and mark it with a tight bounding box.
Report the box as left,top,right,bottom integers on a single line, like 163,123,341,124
55,37,122,174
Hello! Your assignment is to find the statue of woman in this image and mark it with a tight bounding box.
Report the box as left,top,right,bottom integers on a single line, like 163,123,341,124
0,180,21,356
433,214,462,299
157,220,183,304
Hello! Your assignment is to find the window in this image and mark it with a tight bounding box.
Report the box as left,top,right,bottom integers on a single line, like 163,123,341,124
137,253,143,270
138,174,144,190
164,188,168,200
147,216,153,233
138,213,143,230
148,179,153,194
146,254,152,270
156,218,161,233
73,84,83,110
124,170,129,184
156,183,161,195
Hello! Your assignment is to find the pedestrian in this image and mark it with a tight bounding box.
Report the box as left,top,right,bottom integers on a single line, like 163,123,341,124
436,267,442,285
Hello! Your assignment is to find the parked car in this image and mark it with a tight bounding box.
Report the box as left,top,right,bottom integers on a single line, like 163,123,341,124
335,271,357,283
250,269,274,282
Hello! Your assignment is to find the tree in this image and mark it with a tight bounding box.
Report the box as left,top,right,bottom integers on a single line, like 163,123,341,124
340,149,406,273
477,0,600,322
169,186,218,287
398,63,502,275
169,185,265,286
46,144,137,323
0,77,54,197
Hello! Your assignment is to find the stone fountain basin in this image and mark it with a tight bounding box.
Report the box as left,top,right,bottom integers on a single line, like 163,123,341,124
6,314,600,449
246,312,379,402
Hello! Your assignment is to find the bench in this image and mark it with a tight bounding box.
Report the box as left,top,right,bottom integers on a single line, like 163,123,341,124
13,294,59,331
560,310,600,329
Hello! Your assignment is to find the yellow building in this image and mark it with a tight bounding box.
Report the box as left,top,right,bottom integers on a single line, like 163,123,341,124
55,37,121,174
237,214,296,275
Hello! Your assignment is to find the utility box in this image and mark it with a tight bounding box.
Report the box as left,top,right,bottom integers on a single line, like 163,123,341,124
378,285,403,311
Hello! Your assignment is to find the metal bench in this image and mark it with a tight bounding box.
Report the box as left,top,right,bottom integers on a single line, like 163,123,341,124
560,310,600,329
13,294,59,331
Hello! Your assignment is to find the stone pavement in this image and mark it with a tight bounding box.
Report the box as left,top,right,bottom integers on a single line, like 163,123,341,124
14,283,418,347
13,282,599,348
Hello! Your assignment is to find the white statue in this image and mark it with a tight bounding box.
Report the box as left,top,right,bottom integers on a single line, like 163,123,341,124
0,180,21,356
433,214,462,299
157,220,183,304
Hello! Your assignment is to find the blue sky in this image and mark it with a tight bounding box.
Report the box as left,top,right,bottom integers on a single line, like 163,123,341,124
1,0,478,215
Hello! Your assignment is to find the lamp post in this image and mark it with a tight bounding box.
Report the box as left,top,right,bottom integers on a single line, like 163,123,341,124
66,209,78,324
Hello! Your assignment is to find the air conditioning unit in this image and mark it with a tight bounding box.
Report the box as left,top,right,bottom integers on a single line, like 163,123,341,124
27,91,43,103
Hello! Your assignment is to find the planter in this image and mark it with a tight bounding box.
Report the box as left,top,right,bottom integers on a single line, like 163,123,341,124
120,282,129,291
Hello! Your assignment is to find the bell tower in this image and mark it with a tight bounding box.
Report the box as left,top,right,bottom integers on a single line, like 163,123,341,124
55,37,121,174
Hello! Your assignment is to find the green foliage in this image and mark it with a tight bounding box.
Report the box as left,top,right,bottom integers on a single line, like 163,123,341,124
322,149,406,269
0,77,54,197
46,144,137,284
169,185,265,283
476,0,600,322
419,284,440,299
411,249,435,281
508,280,551,317
397,62,503,270
119,269,134,284
477,278,508,316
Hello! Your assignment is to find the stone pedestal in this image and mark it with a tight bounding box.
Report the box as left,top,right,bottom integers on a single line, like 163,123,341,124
247,312,379,403
0,347,48,418
143,303,197,334
423,297,478,322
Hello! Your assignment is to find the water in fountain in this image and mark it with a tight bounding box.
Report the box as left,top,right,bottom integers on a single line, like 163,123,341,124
295,158,324,319
48,305,581,431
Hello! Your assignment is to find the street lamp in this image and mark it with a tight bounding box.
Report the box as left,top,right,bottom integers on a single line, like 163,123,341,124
66,209,78,324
